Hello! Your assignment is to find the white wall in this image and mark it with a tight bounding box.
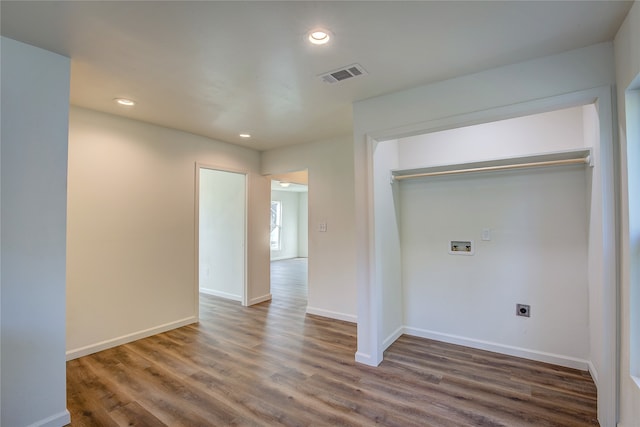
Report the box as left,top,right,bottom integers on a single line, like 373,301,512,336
389,107,591,368
614,2,640,426
372,140,403,349
400,167,589,366
199,168,246,301
353,42,617,425
1,37,71,427
261,136,357,322
398,106,586,168
271,190,301,260
67,106,270,359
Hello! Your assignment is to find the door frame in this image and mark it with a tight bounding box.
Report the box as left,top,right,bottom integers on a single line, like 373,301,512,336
267,171,310,301
195,163,249,320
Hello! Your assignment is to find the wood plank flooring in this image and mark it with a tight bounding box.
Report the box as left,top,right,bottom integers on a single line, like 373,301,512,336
67,258,599,426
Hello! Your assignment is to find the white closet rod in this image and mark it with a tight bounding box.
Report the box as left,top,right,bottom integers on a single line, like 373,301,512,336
393,157,590,181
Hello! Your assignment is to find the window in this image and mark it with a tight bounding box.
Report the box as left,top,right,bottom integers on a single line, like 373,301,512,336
270,200,282,250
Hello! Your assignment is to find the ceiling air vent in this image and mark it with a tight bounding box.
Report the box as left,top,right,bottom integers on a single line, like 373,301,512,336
319,63,367,84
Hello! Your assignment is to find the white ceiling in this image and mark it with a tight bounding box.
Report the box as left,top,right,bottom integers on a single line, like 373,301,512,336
271,181,308,192
1,1,633,151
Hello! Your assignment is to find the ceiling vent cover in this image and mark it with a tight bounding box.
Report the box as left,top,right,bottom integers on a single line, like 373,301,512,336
319,63,367,84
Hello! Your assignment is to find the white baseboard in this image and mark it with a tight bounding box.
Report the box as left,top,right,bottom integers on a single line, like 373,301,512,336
248,293,272,305
382,326,404,351
355,351,381,367
588,360,598,387
199,287,242,302
66,316,197,360
306,306,357,323
26,409,70,427
270,256,298,261
404,327,590,371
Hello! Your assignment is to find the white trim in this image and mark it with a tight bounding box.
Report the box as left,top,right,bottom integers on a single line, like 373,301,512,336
404,326,590,371
194,163,201,322
26,410,71,427
242,173,249,307
382,326,404,351
589,361,599,387
365,135,383,366
248,293,272,306
270,256,299,261
66,316,197,360
306,306,357,323
355,351,379,366
591,86,619,427
199,288,242,302
368,88,603,143
195,163,249,308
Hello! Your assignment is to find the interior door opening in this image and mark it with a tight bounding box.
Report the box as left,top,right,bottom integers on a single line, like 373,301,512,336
197,166,247,308
268,171,309,307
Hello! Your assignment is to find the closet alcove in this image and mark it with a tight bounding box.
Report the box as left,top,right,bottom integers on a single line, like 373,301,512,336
372,104,602,372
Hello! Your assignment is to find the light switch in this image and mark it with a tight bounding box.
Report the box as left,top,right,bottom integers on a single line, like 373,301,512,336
482,228,491,241
318,222,327,232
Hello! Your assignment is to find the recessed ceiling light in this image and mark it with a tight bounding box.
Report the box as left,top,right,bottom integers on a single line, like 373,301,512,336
114,98,135,106
239,133,251,138
308,29,331,45
279,182,291,188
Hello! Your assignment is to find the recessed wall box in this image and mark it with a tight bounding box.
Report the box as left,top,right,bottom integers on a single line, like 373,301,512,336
449,240,474,255
516,304,531,317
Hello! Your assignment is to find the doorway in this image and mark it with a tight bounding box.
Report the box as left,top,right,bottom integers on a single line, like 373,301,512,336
269,171,309,306
197,166,247,306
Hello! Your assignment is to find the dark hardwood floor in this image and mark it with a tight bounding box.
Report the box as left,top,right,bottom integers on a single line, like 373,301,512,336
67,258,598,426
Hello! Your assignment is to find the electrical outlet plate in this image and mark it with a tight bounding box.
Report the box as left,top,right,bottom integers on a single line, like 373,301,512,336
516,304,530,317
